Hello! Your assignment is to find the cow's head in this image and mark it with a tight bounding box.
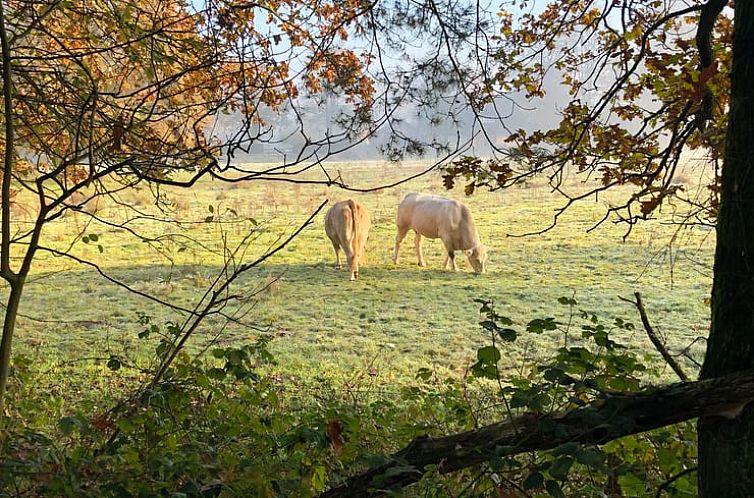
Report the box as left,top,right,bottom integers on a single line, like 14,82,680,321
468,245,488,274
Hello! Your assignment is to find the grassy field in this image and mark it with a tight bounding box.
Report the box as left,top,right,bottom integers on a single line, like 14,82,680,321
6,161,714,404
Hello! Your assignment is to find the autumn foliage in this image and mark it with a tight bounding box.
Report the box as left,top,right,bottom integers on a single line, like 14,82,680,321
444,1,731,229
5,0,376,188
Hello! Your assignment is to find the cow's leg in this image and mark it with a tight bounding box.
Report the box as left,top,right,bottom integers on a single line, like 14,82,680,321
352,245,361,280
392,225,409,263
446,250,458,271
441,238,458,271
331,241,342,269
343,245,356,281
414,232,426,266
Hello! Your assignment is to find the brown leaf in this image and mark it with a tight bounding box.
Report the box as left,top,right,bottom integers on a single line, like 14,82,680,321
495,484,522,498
442,173,455,190
111,120,125,152
327,419,345,457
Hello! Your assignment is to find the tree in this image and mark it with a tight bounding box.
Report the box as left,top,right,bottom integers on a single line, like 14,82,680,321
697,1,754,495
0,0,482,414
443,1,731,233
1,0,516,414
321,1,754,496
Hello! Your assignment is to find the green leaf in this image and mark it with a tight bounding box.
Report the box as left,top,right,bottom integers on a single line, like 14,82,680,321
543,367,566,382
415,367,432,380
88,233,99,242
208,204,214,213
107,356,121,371
498,328,517,341
471,363,498,379
574,448,603,467
545,479,566,498
497,315,514,325
527,318,558,333
477,346,501,364
656,447,680,472
558,296,577,306
311,465,327,492
618,473,646,495
204,215,214,223
207,367,226,380
212,348,226,359
475,477,495,493
59,416,81,435
548,456,574,480
523,470,544,490
98,245,104,253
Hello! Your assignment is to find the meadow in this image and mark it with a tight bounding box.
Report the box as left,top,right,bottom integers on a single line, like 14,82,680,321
8,161,714,409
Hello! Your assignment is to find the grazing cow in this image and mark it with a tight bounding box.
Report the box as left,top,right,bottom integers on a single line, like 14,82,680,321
324,199,371,281
392,193,487,274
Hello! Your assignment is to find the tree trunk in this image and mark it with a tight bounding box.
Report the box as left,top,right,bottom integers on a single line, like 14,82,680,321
0,0,16,417
0,280,23,414
698,2,754,496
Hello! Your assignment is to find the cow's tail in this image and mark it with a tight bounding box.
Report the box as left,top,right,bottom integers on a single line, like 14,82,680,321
347,199,359,262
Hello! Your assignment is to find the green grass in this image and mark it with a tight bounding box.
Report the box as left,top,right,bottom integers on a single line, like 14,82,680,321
7,161,714,398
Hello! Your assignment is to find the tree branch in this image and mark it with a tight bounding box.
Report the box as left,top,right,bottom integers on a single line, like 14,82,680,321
319,370,754,497
694,0,728,131
655,467,697,498
623,292,690,382
0,0,14,280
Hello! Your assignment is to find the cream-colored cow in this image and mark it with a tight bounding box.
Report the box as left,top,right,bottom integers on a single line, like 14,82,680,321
392,193,487,273
324,199,371,281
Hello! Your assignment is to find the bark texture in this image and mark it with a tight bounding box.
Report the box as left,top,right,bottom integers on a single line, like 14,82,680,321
320,370,754,498
698,3,754,496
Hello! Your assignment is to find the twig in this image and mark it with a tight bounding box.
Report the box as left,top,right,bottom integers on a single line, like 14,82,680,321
103,201,327,448
655,467,697,498
622,292,690,382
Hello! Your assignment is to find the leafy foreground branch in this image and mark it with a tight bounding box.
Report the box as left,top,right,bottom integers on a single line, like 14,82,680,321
320,369,754,497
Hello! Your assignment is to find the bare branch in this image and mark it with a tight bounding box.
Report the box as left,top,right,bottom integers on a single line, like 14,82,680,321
621,292,690,382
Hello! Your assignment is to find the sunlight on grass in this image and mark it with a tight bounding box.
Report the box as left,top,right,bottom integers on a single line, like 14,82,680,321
8,161,713,393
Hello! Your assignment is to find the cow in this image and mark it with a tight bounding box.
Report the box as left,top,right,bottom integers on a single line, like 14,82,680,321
324,199,371,281
392,193,487,274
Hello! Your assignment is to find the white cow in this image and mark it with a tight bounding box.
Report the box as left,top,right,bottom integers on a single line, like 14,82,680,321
392,193,487,274
324,199,371,281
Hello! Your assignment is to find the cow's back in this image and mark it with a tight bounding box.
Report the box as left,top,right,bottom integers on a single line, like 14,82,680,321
397,193,462,239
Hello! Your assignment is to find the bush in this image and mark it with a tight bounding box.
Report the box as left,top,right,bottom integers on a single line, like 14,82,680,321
0,298,697,497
